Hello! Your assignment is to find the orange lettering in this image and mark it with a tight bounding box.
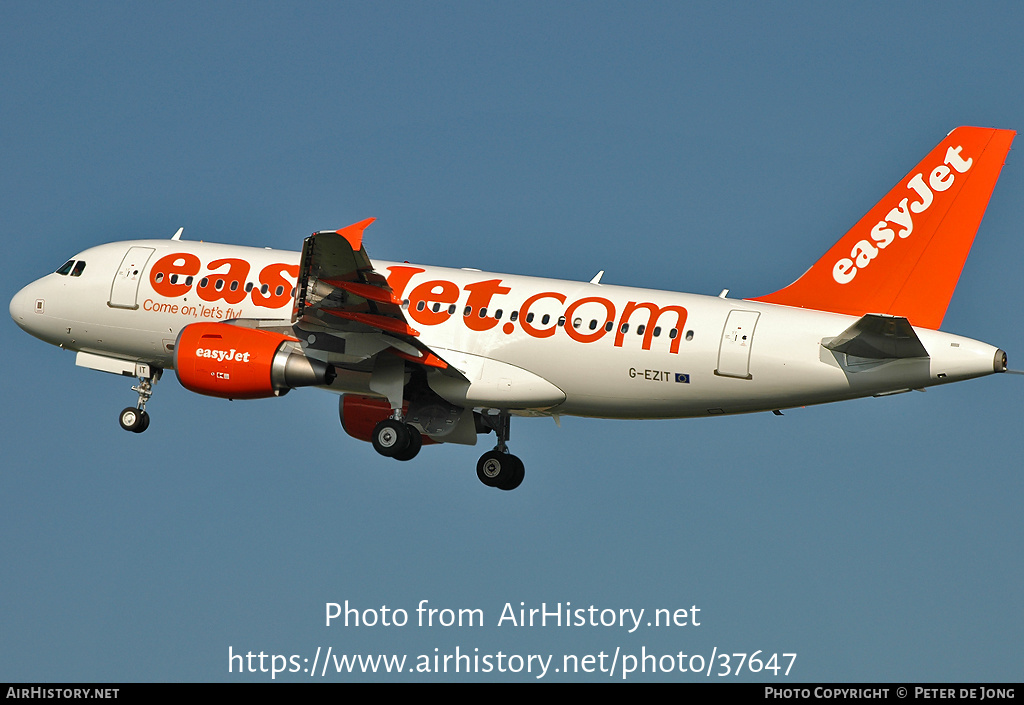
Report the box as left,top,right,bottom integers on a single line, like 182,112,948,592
615,302,687,354
408,280,460,325
463,279,511,331
253,263,298,308
519,292,566,339
196,258,250,304
385,265,426,300
563,297,615,344
150,253,200,297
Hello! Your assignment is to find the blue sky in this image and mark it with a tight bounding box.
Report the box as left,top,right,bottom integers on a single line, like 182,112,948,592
2,2,1022,682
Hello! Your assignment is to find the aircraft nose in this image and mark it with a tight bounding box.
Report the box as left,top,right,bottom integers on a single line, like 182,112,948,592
10,282,40,333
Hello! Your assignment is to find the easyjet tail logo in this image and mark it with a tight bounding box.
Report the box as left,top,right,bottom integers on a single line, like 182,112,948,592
832,145,974,284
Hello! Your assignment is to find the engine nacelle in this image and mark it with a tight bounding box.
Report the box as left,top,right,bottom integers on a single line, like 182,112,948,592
174,322,334,399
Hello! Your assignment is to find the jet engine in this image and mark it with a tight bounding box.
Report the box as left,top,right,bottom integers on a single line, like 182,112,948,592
174,322,334,399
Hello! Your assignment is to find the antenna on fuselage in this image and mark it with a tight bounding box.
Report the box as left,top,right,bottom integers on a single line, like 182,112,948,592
171,227,183,241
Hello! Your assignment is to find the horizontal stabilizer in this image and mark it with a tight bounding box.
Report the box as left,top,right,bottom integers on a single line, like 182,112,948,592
824,314,928,359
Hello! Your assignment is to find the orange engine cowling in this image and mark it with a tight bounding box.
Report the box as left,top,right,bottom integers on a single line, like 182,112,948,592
339,394,437,445
174,322,334,399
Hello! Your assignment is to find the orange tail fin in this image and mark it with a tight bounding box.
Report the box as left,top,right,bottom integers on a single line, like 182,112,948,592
751,127,1015,329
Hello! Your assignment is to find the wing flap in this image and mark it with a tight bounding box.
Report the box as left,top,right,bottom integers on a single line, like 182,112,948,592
291,219,451,373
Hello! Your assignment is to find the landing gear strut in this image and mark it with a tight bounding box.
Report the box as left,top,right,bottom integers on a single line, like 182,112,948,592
119,366,161,434
476,410,524,491
368,356,423,461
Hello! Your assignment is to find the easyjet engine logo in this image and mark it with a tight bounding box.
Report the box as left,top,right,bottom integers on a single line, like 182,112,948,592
832,145,974,284
194,347,252,363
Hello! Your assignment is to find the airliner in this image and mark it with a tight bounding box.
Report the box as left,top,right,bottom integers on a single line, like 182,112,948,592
9,127,1016,491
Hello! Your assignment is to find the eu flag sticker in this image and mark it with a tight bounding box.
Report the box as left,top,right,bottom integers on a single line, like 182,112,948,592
674,373,690,383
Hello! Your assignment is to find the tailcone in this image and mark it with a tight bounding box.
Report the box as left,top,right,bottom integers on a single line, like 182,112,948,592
994,348,1007,373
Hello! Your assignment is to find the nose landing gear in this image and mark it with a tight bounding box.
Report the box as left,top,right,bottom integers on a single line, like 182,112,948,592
119,406,149,433
119,367,161,433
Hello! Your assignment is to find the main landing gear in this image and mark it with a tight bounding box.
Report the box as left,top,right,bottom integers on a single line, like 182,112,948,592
371,418,422,461
369,408,526,490
477,450,524,491
475,410,524,491
118,367,161,434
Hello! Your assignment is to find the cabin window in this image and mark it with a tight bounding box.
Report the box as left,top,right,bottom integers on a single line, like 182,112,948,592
685,330,694,341
416,301,426,311
605,321,614,332
510,311,519,322
432,303,441,313
275,285,284,296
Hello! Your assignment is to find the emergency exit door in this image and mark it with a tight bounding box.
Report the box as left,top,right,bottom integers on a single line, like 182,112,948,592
716,309,760,379
108,247,155,309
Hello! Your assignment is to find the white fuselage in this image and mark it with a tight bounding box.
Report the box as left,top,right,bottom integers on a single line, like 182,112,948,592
9,238,1003,419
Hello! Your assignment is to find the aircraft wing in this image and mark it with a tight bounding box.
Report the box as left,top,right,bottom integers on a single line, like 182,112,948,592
290,219,452,372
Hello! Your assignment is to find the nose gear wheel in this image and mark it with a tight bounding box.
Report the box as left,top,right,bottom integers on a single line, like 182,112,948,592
118,367,161,433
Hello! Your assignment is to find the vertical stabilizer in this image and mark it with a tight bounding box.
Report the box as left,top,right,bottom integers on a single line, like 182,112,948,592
751,127,1015,329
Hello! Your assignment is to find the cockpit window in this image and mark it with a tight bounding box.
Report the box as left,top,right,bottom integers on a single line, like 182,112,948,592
56,260,75,275
71,261,86,277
